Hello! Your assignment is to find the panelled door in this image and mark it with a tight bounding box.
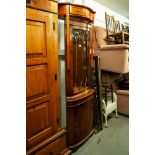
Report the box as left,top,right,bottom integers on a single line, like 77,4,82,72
26,8,60,149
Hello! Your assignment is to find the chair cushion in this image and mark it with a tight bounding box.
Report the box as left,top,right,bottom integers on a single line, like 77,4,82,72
95,26,107,48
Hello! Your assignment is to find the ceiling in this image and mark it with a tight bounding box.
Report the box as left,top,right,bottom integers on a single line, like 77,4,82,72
94,0,129,18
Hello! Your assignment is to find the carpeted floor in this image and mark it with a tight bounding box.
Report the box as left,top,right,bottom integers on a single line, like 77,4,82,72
72,114,129,155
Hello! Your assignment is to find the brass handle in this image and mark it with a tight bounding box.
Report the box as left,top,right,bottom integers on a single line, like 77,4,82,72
76,10,81,13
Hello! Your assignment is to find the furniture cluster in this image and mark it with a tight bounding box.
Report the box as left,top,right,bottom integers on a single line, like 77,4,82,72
94,26,129,119
94,26,129,73
92,57,119,128
26,1,129,154
105,12,129,45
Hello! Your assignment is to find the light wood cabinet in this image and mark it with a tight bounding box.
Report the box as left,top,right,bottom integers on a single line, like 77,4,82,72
26,1,71,154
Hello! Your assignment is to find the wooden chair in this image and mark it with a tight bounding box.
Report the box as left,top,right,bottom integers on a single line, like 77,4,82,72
105,12,115,44
101,83,118,127
105,12,129,45
92,56,118,128
121,23,129,33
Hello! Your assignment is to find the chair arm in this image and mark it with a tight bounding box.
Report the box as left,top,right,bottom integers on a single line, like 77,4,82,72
100,44,129,50
116,90,129,95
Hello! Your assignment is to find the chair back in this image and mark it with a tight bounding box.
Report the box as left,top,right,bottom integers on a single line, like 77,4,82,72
105,12,115,35
114,20,121,33
121,23,129,33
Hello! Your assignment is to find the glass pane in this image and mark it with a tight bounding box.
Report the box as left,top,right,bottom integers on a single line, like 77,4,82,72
72,29,90,93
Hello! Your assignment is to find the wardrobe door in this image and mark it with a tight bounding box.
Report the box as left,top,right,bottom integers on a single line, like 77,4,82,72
26,8,60,149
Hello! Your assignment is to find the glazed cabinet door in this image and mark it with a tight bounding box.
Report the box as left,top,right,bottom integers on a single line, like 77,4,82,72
26,8,60,149
72,28,91,93
68,22,92,95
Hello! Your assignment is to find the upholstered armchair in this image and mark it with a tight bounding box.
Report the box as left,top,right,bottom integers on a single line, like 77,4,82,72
94,26,129,74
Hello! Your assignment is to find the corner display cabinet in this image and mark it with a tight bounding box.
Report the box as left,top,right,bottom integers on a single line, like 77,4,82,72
58,3,96,149
26,0,71,154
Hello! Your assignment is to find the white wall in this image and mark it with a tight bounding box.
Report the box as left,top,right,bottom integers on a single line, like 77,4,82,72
84,0,129,27
59,0,129,28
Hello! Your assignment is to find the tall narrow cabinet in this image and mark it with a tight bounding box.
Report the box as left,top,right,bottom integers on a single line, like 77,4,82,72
58,3,96,149
26,0,71,154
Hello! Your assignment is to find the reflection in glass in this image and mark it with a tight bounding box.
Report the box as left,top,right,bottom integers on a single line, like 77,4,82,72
72,29,90,93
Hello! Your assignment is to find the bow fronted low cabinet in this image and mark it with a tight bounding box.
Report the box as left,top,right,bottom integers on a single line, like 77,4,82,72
58,3,96,149
26,0,71,154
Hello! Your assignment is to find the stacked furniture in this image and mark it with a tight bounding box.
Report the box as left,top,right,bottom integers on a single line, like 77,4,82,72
26,0,71,154
105,12,129,45
58,2,96,150
94,26,129,124
94,26,129,74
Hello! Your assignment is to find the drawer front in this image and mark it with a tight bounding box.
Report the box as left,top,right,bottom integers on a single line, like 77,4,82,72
70,5,86,16
35,135,66,155
88,10,94,21
26,0,58,13
70,5,94,21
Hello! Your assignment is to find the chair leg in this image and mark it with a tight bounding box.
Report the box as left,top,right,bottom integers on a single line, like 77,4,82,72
105,114,108,128
121,31,125,44
115,109,118,118
110,83,113,103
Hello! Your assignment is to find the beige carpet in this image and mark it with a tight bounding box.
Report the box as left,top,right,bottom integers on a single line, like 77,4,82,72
72,114,129,155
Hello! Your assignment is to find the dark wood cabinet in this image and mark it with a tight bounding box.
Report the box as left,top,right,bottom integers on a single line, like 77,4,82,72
58,3,96,149
26,1,71,154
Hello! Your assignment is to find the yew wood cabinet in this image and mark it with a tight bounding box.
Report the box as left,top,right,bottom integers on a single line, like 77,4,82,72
58,3,96,150
26,0,70,154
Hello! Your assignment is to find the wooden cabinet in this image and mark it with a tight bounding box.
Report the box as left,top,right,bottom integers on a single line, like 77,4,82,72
26,1,71,154
58,3,96,149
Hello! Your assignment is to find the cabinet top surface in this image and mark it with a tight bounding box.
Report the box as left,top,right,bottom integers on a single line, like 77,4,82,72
58,2,96,14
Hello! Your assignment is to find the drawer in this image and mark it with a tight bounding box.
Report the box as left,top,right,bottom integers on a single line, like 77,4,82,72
70,5,86,17
35,135,66,155
70,5,94,21
26,0,58,13
88,11,94,21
